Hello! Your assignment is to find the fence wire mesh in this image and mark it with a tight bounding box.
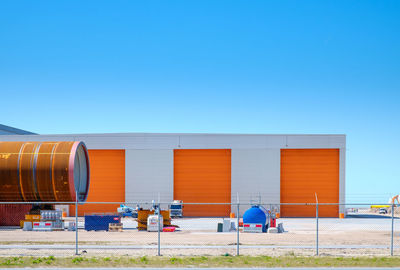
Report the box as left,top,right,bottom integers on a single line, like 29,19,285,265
0,202,398,257
394,205,400,256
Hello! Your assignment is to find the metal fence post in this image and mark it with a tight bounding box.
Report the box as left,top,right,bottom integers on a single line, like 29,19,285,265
315,193,319,256
316,203,319,256
391,203,394,256
237,202,240,256
158,203,161,256
75,191,79,256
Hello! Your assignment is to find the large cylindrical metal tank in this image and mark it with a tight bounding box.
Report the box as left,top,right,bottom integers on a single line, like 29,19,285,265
0,141,90,202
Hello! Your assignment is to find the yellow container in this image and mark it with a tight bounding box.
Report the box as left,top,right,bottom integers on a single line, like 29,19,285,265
25,214,40,221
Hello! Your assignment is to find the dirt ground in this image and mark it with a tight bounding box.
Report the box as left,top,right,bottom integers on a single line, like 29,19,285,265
0,214,399,257
0,229,398,257
0,247,396,257
0,229,394,246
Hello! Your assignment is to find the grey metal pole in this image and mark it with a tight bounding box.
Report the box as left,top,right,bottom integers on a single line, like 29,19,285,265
316,203,319,256
315,193,319,256
237,202,240,256
75,191,79,255
391,203,394,256
158,203,161,256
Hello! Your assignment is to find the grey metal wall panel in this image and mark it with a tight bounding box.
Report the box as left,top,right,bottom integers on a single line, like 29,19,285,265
179,135,270,149
231,149,281,216
125,149,173,204
0,134,179,149
78,136,179,149
264,136,287,148
286,135,346,148
0,134,345,150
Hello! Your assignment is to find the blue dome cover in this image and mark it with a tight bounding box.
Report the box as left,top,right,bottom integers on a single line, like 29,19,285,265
243,206,267,225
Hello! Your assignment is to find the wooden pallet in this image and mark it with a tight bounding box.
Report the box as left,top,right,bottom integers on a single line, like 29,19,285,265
109,223,123,232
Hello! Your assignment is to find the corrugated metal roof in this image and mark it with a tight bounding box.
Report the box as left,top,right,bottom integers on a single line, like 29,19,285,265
0,124,36,135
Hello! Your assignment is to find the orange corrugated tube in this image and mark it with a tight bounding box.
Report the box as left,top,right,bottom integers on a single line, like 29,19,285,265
0,141,90,202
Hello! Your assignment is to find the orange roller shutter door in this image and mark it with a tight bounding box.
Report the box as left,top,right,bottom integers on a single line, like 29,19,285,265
280,149,339,217
70,150,125,216
174,149,231,217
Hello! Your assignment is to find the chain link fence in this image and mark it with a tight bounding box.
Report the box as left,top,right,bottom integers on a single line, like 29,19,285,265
0,201,398,257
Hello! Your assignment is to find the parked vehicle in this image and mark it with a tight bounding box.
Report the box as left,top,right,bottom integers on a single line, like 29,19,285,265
379,208,388,214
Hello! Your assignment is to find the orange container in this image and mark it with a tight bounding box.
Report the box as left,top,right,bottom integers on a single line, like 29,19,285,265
230,213,235,218
275,213,280,219
238,218,243,227
339,213,345,219
62,211,67,218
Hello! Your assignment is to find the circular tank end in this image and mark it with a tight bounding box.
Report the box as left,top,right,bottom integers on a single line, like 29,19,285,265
69,142,90,202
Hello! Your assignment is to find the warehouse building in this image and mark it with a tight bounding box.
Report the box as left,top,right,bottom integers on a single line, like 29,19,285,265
0,132,346,218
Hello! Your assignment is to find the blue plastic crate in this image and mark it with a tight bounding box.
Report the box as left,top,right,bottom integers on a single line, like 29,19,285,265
84,214,121,231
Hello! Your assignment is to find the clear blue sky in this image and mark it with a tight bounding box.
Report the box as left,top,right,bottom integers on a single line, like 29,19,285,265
1,1,399,203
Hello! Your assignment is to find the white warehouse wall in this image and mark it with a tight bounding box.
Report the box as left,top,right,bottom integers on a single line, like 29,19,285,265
125,150,173,207
231,149,281,216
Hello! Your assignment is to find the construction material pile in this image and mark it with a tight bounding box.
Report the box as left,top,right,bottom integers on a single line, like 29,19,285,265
21,210,64,231
137,210,172,231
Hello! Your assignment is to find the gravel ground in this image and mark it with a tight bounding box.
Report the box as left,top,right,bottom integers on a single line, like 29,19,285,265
0,215,399,257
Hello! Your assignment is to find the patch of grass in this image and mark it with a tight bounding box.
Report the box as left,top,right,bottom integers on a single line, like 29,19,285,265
1,255,400,268
169,257,181,264
139,256,148,264
71,257,84,264
31,257,42,264
0,257,24,266
89,257,98,263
